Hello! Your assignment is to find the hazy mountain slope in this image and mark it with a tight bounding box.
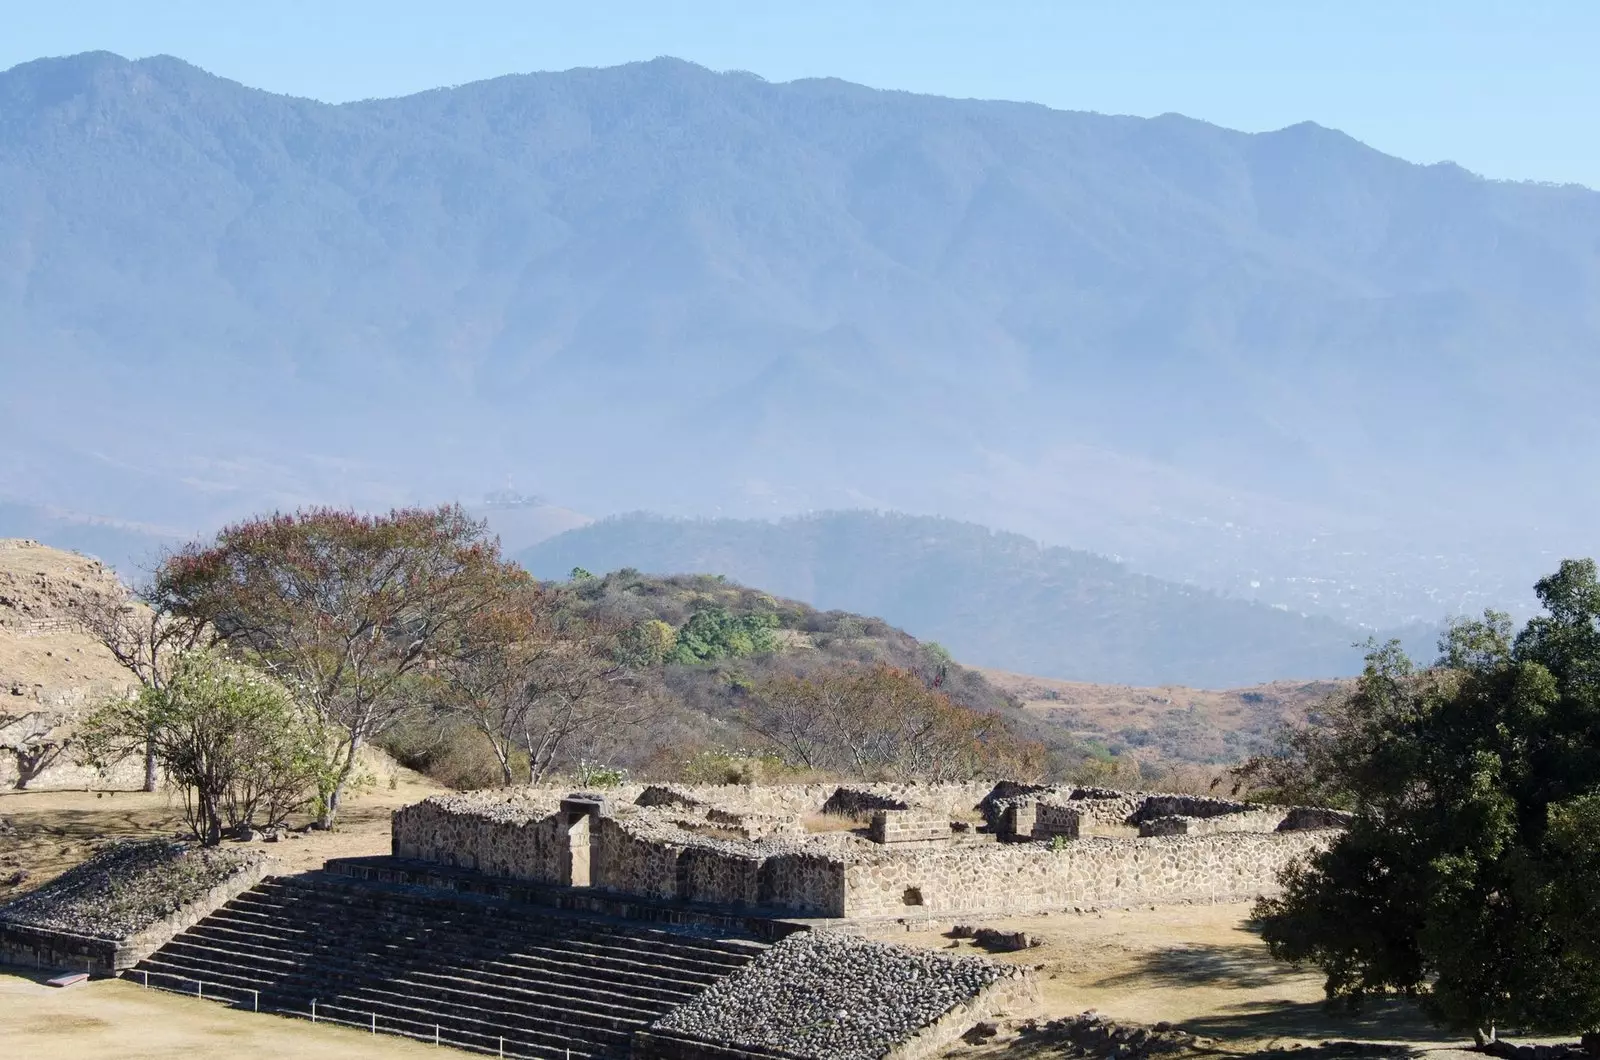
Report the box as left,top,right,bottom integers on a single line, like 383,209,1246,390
0,504,177,576
2,52,1597,622
518,512,1427,687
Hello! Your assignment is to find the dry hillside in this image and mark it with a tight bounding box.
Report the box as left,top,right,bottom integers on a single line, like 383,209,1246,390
978,668,1347,768
0,539,140,789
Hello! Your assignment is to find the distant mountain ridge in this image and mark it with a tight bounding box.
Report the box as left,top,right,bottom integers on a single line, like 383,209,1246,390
2,52,1596,625
518,511,1437,687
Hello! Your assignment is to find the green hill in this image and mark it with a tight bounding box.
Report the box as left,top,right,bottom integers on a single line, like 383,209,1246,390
520,511,1436,687
385,565,1055,786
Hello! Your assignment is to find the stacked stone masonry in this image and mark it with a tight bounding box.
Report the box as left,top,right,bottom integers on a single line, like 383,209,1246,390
841,830,1333,917
868,810,953,846
393,781,1343,919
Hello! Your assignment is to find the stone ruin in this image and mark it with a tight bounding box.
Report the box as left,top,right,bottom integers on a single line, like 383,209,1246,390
391,780,1347,920
0,780,1346,1059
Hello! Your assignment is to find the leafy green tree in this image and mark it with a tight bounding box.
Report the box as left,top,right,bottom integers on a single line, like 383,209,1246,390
618,619,678,667
1252,559,1600,1040
80,649,331,844
670,607,779,663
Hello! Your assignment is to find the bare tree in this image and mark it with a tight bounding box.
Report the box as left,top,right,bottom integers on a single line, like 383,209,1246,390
431,591,544,786
0,709,71,789
741,664,1044,782
433,593,658,785
513,623,652,784
69,582,208,790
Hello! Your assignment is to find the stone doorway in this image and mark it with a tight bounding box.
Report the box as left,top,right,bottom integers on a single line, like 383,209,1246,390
560,796,602,888
566,815,591,887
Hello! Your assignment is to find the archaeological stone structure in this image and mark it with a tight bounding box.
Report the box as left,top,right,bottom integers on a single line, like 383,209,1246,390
391,781,1343,920
0,779,1343,1059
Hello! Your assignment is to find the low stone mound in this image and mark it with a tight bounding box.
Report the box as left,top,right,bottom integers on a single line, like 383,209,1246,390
0,839,262,940
0,838,270,974
648,930,1034,1060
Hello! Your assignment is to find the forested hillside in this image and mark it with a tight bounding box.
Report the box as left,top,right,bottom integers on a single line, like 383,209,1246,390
385,566,1051,787
519,512,1435,686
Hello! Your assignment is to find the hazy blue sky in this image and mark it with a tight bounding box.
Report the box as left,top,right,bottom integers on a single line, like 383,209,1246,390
6,1,1597,188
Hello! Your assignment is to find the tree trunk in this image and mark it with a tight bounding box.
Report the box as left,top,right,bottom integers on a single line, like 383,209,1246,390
201,790,222,846
318,732,362,829
143,738,158,792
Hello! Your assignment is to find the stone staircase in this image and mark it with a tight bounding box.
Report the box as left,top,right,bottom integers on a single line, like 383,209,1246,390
124,873,769,1059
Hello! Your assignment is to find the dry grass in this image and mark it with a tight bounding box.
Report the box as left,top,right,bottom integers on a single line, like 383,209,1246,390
802,811,868,834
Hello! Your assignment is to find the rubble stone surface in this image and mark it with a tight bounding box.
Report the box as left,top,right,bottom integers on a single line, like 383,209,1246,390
0,838,261,940
654,929,1014,1060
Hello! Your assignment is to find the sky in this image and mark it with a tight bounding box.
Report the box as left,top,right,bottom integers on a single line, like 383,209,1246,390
3,1,1597,189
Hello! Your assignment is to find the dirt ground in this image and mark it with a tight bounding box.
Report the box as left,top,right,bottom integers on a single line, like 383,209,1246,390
0,759,445,897
861,903,1460,1053
0,766,461,1056
0,965,454,1060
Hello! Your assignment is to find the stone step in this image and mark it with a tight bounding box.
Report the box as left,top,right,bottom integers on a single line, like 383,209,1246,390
129,873,770,1060
134,953,631,1056
153,935,669,1028
179,921,703,1007
249,880,758,969
188,911,720,993
262,874,766,958
219,897,742,983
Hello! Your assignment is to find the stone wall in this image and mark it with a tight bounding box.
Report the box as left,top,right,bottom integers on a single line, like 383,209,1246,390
868,810,952,846
1031,802,1082,840
593,815,689,900
393,788,1342,921
1127,794,1257,824
391,796,567,882
394,794,852,915
840,830,1336,918
1,682,147,791
641,780,993,820
1279,806,1354,830
1137,809,1290,837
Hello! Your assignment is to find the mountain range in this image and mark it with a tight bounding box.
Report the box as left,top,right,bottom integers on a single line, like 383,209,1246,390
2,51,1597,628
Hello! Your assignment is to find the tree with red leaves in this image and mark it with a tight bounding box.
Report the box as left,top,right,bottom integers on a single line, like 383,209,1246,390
154,505,524,827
